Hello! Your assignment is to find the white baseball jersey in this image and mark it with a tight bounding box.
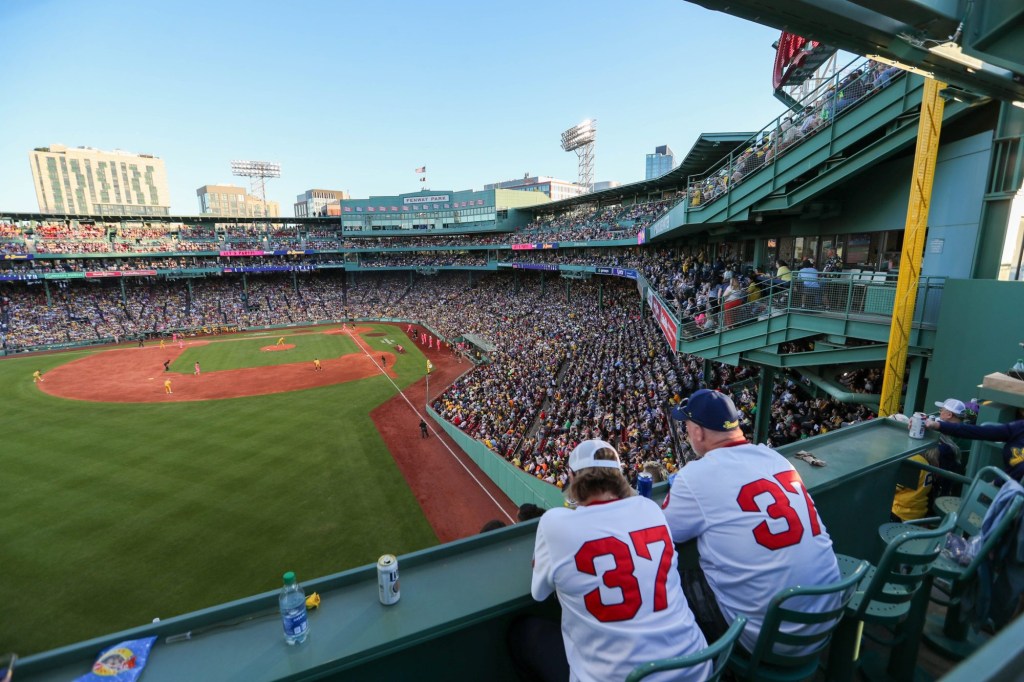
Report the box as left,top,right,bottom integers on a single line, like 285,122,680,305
532,495,709,682
662,442,840,653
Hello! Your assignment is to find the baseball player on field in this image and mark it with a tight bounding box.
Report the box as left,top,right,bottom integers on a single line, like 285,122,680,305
518,439,709,682
662,389,840,653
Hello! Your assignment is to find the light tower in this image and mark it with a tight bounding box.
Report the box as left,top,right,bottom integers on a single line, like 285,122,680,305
230,160,281,218
560,119,596,192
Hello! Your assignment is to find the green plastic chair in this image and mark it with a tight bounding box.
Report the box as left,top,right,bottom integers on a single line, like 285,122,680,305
826,511,958,682
626,615,747,681
725,559,870,681
919,466,1023,658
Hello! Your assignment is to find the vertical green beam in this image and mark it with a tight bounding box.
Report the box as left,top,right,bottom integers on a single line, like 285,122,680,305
292,271,298,294
599,280,604,311
880,78,946,417
755,366,777,444
44,279,51,305
120,278,126,304
904,355,926,415
243,273,248,294
565,279,571,302
703,358,714,387
972,102,1024,279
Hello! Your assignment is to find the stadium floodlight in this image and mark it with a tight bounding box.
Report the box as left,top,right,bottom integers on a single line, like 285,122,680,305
231,160,281,219
560,119,596,192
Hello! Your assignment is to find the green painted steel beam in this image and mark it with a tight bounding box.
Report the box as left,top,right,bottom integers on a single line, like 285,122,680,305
683,0,1024,102
755,99,972,213
685,74,925,226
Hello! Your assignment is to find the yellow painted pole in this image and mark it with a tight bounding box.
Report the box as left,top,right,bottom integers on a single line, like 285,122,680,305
878,78,946,417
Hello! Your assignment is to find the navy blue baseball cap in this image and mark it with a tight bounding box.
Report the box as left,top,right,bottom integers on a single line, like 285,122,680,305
671,389,742,431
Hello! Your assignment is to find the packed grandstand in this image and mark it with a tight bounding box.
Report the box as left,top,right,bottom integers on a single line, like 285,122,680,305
0,56,915,492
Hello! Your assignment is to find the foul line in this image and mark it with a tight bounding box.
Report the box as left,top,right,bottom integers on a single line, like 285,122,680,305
346,329,515,523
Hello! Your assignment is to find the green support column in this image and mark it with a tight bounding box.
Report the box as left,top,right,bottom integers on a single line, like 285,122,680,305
904,355,926,415
703,358,714,387
408,271,413,286
599,281,604,311
44,279,51,305
120,278,127,304
187,279,193,299
292,271,298,294
755,366,778,444
243,273,248,294
565,279,571,302
972,102,1024,279
753,239,769,270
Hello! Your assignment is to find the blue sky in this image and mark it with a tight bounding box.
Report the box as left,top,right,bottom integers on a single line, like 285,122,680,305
0,0,791,215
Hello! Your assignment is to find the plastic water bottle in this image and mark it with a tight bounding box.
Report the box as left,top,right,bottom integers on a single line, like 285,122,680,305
279,571,309,645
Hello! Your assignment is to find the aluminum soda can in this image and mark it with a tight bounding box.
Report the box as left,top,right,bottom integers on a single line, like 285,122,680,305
377,554,400,605
637,472,654,498
909,412,927,439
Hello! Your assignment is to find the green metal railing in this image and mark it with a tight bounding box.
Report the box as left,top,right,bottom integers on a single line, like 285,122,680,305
686,56,905,209
678,273,945,343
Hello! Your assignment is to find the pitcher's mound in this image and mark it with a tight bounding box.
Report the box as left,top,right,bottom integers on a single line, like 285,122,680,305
261,344,295,352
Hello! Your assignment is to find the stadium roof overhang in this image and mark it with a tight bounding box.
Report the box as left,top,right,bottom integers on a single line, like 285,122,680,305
460,333,497,352
683,0,1024,103
526,132,754,214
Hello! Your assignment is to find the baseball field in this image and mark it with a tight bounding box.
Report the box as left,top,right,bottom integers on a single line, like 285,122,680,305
0,323,515,655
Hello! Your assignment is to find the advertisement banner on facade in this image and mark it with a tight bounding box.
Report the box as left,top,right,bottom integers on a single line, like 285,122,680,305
219,250,265,257
646,289,678,354
511,263,559,272
649,214,671,238
595,267,638,280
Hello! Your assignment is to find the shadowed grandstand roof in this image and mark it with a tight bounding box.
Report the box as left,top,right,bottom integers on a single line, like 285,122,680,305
528,132,754,213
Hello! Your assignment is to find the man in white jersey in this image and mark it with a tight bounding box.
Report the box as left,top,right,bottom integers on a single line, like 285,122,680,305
662,389,840,653
515,439,709,682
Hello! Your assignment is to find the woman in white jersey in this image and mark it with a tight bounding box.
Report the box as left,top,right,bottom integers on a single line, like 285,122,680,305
511,439,709,682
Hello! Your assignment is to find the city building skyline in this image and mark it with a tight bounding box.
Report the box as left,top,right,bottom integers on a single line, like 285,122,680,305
196,184,280,218
29,144,170,216
484,175,588,202
295,189,350,217
645,145,675,179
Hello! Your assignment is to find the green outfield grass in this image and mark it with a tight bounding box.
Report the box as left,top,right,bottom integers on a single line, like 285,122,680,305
0,324,438,655
170,331,359,372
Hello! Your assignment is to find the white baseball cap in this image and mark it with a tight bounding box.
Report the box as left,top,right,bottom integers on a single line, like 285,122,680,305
934,398,966,416
568,439,622,472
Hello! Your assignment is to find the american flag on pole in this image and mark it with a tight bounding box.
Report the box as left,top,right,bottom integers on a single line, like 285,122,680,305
415,166,426,173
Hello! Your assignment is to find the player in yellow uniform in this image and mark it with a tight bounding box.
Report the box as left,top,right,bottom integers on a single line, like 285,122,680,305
164,379,173,394
277,337,286,346
313,358,322,371
33,370,44,383
159,339,166,349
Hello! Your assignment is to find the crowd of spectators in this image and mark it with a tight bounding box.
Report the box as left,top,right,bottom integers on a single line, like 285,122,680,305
1,270,874,485
689,59,904,207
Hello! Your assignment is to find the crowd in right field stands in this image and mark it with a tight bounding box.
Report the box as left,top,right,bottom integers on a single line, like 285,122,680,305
2,271,872,484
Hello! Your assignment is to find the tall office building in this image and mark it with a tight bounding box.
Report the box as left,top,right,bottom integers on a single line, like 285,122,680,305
294,189,350,217
484,175,588,202
645,145,675,179
196,184,280,218
29,144,171,216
